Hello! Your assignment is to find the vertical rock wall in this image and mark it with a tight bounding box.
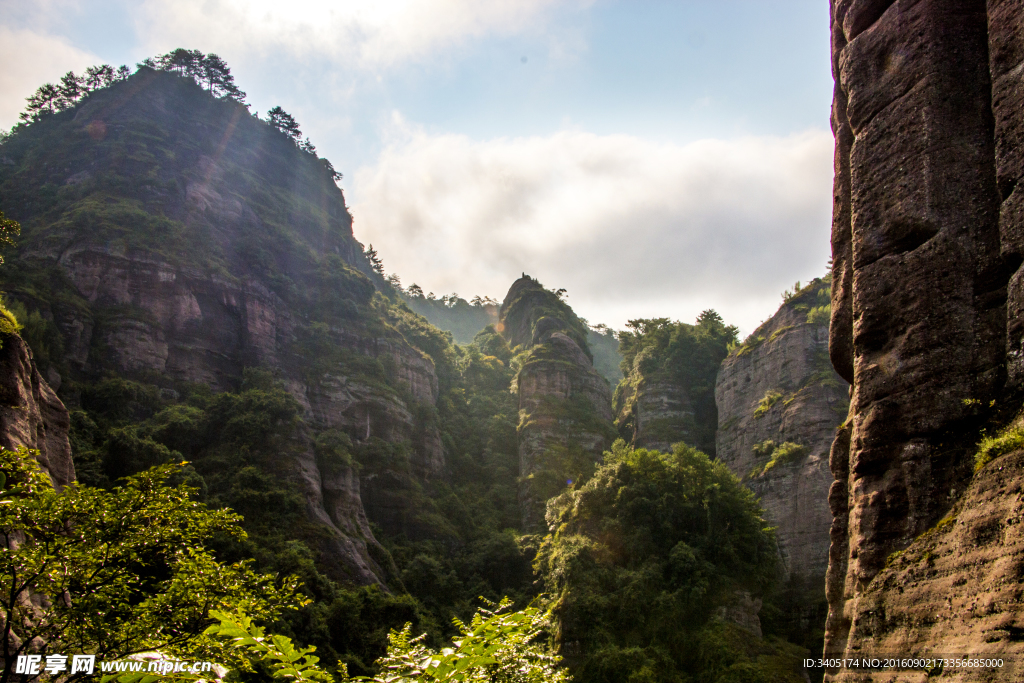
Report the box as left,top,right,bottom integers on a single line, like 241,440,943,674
499,276,614,530
716,281,848,584
826,0,1024,675
0,334,74,488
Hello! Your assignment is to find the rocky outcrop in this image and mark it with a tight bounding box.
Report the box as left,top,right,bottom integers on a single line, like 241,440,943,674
0,69,445,586
826,447,1024,682
826,1,1024,676
499,276,614,530
716,279,847,583
0,334,74,488
619,378,695,454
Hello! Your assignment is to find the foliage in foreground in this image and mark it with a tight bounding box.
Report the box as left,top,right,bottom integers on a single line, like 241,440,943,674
0,448,301,683
104,599,568,683
536,440,804,683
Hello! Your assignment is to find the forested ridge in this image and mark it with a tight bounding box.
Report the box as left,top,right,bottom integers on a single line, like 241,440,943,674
0,51,815,682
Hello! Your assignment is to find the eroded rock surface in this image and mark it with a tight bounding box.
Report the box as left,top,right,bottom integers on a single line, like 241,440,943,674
826,0,1024,676
826,449,1024,682
499,276,614,530
716,280,848,583
0,334,74,488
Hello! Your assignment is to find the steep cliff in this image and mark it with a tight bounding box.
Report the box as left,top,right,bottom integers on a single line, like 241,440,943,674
716,278,847,584
615,312,736,455
0,68,446,585
0,332,74,488
498,276,614,529
826,1,1024,676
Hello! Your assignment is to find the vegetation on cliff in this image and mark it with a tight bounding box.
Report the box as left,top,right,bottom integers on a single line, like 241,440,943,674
614,312,737,455
1,52,823,682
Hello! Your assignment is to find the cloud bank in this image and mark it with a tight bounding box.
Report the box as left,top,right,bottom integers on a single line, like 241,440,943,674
351,123,834,334
132,0,578,68
0,26,101,128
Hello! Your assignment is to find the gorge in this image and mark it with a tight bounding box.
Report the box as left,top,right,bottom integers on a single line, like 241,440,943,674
3,13,1024,679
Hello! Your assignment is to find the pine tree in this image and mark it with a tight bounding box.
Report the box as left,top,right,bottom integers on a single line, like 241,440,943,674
84,64,116,91
266,106,302,141
363,245,384,275
20,83,61,121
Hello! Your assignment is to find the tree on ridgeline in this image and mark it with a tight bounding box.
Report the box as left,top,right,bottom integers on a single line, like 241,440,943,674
320,157,343,182
267,106,303,142
407,284,424,298
20,64,130,122
363,245,384,275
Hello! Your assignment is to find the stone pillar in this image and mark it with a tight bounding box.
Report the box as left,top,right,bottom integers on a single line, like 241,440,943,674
825,0,1004,665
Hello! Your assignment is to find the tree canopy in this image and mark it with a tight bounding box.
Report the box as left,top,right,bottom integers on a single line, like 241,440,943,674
0,448,301,683
535,440,800,683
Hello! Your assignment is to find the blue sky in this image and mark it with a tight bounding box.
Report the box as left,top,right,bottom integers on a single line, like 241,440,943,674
0,0,834,335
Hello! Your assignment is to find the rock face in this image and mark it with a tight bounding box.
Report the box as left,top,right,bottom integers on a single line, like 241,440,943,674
715,279,848,583
499,276,614,529
0,69,445,586
0,334,74,488
829,447,1024,682
826,1,1024,675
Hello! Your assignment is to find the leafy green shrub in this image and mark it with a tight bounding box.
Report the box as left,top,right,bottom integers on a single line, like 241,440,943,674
975,422,1024,472
761,442,807,476
191,599,567,683
806,304,830,325
0,298,20,338
753,390,783,419
0,449,302,676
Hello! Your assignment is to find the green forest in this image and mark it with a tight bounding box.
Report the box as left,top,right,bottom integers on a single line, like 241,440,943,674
0,52,819,683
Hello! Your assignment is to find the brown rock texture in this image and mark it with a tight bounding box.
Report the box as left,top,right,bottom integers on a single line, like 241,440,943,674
0,334,74,488
618,377,695,454
0,69,446,586
499,276,614,530
716,280,848,583
825,449,1024,682
826,0,1024,675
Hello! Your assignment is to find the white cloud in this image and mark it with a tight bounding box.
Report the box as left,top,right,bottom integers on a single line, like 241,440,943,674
0,26,101,129
132,0,580,69
350,122,834,335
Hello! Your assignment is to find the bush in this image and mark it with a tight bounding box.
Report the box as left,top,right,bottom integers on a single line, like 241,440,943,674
753,390,783,419
975,422,1024,472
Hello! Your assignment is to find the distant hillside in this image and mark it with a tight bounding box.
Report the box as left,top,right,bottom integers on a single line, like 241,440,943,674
401,293,498,344
401,290,624,385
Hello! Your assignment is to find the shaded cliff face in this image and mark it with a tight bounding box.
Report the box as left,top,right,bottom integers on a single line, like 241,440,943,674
615,312,736,455
0,334,74,488
0,69,446,585
716,279,848,584
499,277,614,529
826,0,1024,673
826,446,1024,682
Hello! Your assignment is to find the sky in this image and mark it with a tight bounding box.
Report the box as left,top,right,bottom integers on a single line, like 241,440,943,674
0,0,835,336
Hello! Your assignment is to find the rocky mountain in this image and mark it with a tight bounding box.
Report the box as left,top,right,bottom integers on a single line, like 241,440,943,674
0,333,74,489
0,67,445,585
715,278,847,585
826,1,1024,676
614,312,735,456
497,276,614,529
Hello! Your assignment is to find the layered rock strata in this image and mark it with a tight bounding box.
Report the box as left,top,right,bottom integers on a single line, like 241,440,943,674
0,334,74,488
499,277,614,530
0,69,444,586
826,0,1024,675
716,280,848,583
